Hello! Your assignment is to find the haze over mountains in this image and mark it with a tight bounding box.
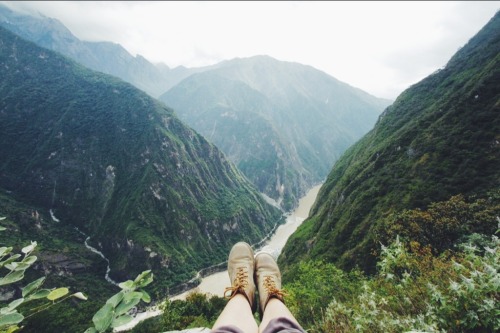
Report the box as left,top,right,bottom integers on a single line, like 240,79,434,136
0,4,391,210
0,4,204,97
161,57,391,209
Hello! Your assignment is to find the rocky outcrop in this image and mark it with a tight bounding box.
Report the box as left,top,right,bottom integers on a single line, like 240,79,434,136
35,252,88,276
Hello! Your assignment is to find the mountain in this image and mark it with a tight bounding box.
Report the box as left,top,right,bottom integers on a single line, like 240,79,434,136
0,4,205,97
0,25,282,289
280,12,500,273
160,56,391,210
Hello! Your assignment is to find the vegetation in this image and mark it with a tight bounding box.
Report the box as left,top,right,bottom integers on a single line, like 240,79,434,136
0,24,281,296
284,228,499,332
0,222,87,333
0,215,154,333
280,11,500,273
129,292,227,333
283,192,499,332
132,194,500,333
85,270,153,333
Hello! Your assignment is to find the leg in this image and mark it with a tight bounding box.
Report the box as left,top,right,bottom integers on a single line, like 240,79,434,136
255,253,305,333
212,242,258,333
259,298,301,333
212,293,258,333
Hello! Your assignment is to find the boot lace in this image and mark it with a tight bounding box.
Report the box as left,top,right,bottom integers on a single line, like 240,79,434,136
224,266,249,298
263,275,287,300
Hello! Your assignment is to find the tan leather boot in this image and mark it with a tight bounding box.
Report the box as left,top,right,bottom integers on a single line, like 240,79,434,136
224,242,256,311
255,252,286,315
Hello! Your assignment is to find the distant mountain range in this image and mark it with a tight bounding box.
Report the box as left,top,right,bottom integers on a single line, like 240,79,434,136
160,56,391,209
0,25,281,288
0,4,392,211
281,11,500,273
0,3,206,97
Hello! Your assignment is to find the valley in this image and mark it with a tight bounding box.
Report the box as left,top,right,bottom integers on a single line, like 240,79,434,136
173,184,322,300
115,184,322,332
0,4,498,333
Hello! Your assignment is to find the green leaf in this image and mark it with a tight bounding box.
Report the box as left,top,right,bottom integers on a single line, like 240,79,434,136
11,262,31,272
84,328,98,333
47,287,69,301
0,270,24,286
118,280,134,290
0,255,21,269
114,292,142,316
92,303,114,332
0,217,6,220
140,290,151,303
21,255,37,266
7,298,24,312
26,289,50,300
22,277,45,297
0,226,6,231
133,270,153,288
21,242,37,255
4,262,17,271
105,291,124,307
0,312,24,327
111,314,133,328
6,324,20,333
0,247,13,259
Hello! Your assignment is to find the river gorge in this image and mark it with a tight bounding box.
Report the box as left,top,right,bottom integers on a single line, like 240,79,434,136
115,184,322,332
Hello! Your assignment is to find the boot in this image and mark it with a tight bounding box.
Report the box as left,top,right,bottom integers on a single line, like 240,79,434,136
255,252,286,316
224,242,256,312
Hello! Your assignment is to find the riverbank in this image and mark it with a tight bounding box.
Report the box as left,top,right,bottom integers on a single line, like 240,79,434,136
171,184,321,300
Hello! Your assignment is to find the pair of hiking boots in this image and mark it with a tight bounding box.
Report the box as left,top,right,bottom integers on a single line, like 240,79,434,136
224,242,286,316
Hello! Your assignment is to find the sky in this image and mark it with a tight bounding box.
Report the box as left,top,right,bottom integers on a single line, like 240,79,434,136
2,1,499,99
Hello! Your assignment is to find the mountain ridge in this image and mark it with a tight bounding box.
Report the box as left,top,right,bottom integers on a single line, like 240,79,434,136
280,10,500,273
0,3,209,97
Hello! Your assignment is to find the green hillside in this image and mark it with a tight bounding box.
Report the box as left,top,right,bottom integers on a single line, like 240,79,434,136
280,11,500,273
0,25,281,292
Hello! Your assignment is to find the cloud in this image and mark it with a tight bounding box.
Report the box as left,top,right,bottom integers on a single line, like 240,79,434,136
1,1,498,99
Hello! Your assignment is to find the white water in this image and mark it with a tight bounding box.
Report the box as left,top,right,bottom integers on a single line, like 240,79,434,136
49,209,60,222
49,209,118,286
114,184,322,331
75,228,119,286
52,210,116,286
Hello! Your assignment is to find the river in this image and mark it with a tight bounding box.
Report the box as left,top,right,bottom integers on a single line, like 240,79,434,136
171,184,322,300
114,184,321,331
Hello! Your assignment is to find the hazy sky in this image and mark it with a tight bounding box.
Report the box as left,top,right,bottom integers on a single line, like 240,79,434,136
3,1,499,99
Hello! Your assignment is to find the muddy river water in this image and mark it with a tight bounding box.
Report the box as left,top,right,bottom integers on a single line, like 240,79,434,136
171,184,322,300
